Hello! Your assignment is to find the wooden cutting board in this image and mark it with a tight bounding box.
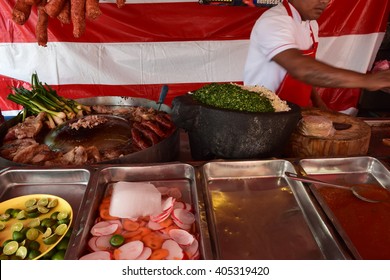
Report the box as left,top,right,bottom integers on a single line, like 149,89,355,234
285,108,371,158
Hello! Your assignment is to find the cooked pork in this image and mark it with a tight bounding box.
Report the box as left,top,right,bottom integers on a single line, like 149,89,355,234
4,112,46,141
0,138,39,160
69,115,109,130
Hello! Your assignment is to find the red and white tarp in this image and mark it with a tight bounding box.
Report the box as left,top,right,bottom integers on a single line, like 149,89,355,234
0,0,389,116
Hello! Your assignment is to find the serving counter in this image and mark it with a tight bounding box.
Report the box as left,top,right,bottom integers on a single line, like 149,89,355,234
0,118,389,260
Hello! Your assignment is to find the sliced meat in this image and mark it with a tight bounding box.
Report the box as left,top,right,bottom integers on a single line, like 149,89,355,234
85,146,101,163
12,142,40,163
139,121,165,138
30,145,60,164
4,112,47,141
44,146,88,166
0,138,38,160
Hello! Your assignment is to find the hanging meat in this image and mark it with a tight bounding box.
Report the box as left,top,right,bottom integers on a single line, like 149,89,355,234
11,0,126,46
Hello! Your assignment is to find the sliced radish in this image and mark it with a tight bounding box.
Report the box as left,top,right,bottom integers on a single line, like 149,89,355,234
184,203,193,212
91,221,119,236
114,240,144,260
169,229,195,247
88,236,100,252
147,220,164,231
183,239,199,259
95,235,114,251
173,201,186,210
107,219,123,233
162,197,175,212
173,220,192,230
162,240,184,260
190,250,200,260
135,247,152,260
150,209,171,223
172,208,195,225
79,251,111,260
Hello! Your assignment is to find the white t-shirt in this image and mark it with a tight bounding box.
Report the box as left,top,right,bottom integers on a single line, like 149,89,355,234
243,2,319,92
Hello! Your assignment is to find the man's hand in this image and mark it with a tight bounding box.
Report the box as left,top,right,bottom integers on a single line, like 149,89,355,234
311,88,330,111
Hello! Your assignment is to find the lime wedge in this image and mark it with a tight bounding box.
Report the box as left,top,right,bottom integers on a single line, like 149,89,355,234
42,227,52,238
11,222,24,232
25,198,37,208
15,246,28,259
37,197,49,207
54,224,68,236
28,218,41,228
25,205,38,213
26,228,40,241
56,211,68,220
38,206,49,214
43,234,59,245
16,210,27,220
47,198,58,209
0,213,11,221
3,240,19,255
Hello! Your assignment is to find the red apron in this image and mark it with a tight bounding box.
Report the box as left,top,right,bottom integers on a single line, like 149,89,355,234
276,0,318,107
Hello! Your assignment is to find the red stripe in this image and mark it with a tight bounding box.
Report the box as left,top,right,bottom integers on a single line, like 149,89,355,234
0,74,242,110
318,0,390,37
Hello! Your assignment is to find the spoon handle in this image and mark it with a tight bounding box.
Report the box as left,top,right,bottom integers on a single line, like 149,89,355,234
157,85,169,110
285,172,350,190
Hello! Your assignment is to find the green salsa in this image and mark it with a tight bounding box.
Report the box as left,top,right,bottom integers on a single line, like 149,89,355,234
192,83,275,113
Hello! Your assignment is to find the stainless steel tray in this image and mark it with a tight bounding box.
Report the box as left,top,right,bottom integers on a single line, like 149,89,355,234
67,162,213,260
200,160,348,260
0,167,93,259
298,156,390,260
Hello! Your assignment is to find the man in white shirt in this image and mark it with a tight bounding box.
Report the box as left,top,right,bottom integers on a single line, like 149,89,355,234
244,0,390,108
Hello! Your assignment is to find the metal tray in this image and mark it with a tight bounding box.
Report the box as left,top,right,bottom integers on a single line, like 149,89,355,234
200,160,349,260
0,167,93,259
298,156,390,260
67,162,213,260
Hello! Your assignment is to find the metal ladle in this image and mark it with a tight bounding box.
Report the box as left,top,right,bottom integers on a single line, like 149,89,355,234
285,172,390,203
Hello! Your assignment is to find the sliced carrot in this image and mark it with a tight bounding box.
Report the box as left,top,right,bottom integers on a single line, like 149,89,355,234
160,224,179,235
142,232,164,250
101,196,111,204
113,248,122,260
149,248,169,260
100,208,118,220
159,217,173,228
128,234,143,242
122,219,140,232
122,229,142,239
138,227,152,237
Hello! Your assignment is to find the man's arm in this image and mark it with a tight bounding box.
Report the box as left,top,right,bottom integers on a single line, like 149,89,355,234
272,48,390,92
